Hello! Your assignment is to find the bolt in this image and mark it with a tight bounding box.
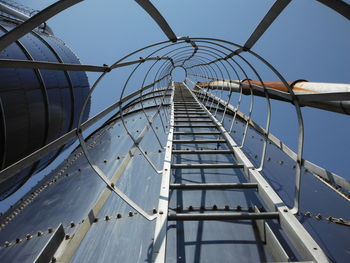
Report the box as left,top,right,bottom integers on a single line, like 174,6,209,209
26,234,32,240
213,205,218,210
37,231,43,236
159,211,164,215
70,222,75,228
4,241,10,247
15,238,21,243
224,205,230,211
65,234,70,240
153,208,157,214
315,213,322,220
236,205,242,211
117,214,122,219
128,211,133,217
189,206,194,211
327,216,333,221
51,257,57,262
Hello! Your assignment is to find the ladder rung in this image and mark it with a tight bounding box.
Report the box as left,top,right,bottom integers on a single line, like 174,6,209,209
168,212,279,221
174,116,210,118
173,132,221,135
174,113,207,115
173,125,217,128
174,120,213,123
169,183,258,190
174,110,204,113
171,163,244,169
172,150,233,154
173,139,226,144
174,107,202,109
174,102,198,104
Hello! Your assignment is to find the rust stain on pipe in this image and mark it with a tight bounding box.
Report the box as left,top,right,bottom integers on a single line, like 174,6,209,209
196,80,317,94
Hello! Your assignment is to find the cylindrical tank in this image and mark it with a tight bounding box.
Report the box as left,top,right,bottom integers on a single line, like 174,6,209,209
0,18,90,199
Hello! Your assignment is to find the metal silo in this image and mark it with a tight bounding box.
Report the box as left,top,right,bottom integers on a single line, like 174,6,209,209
0,1,90,199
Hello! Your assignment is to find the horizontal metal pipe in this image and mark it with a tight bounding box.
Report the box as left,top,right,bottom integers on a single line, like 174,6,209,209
196,79,350,115
168,212,279,221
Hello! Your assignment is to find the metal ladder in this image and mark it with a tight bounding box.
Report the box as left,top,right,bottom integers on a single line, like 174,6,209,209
152,82,328,262
169,84,275,221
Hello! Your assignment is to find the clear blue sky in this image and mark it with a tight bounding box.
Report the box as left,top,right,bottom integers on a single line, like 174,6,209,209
1,0,348,211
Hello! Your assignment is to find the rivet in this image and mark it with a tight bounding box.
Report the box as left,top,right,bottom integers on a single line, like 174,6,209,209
4,241,11,247
224,205,230,211
117,156,120,160
189,206,194,211
37,231,43,236
51,256,57,262
15,238,21,243
283,209,288,213
315,213,322,220
159,211,164,215
48,228,53,233
129,212,133,217
105,216,110,221
26,234,32,240
153,208,157,214
279,161,284,165
213,205,218,210
236,205,242,211
158,149,162,153
70,222,75,228
305,211,311,217
94,218,99,223
110,183,115,188
327,216,333,221
103,160,107,163
65,234,70,240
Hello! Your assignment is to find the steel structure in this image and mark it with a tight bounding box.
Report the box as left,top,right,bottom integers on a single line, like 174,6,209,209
0,0,349,262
